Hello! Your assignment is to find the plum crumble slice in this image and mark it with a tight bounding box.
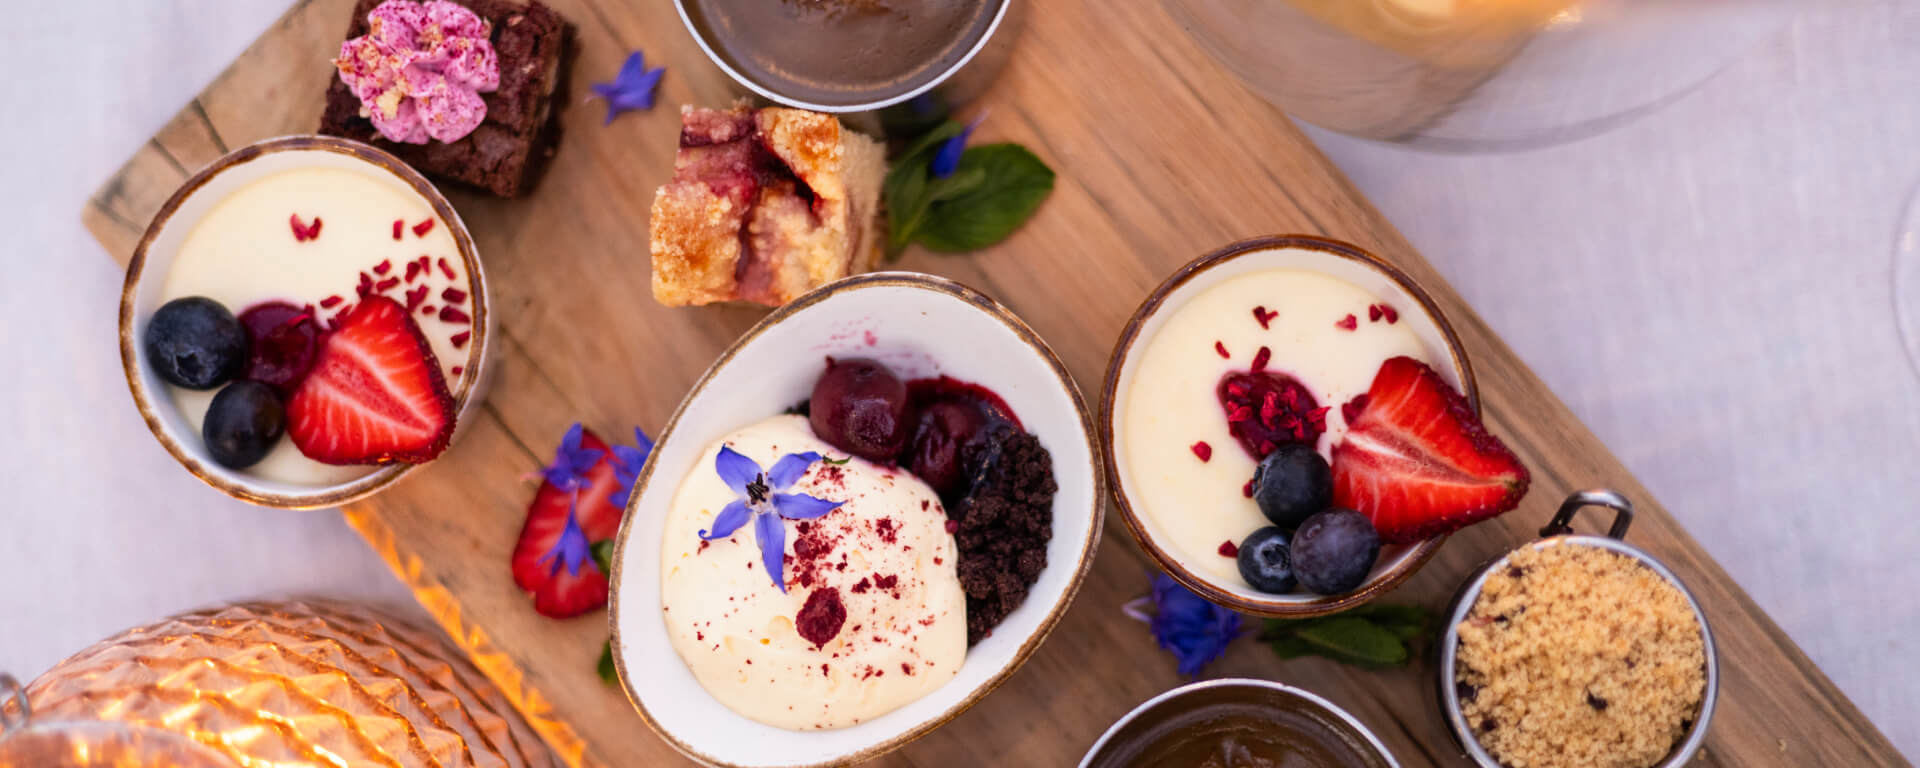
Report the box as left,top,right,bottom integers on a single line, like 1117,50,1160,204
649,103,887,307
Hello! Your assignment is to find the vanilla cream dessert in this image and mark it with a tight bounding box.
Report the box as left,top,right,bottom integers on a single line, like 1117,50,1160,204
160,165,474,485
1123,269,1436,588
660,415,966,730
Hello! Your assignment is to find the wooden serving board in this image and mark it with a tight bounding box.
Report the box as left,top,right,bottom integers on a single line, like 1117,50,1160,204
86,0,1907,765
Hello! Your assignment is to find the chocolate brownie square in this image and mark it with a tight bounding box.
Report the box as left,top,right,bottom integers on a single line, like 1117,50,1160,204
321,0,574,198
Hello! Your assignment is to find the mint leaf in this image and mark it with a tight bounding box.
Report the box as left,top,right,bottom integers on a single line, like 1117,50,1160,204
1260,603,1431,668
914,144,1055,253
597,639,618,685
883,121,968,254
1293,617,1408,666
590,539,615,576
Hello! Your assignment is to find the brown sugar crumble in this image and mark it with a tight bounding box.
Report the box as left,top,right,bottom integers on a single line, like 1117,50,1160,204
1455,542,1706,768
950,430,1055,645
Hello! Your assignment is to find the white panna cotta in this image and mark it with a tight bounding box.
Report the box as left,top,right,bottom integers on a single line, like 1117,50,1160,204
660,415,967,730
1122,269,1435,589
160,166,474,485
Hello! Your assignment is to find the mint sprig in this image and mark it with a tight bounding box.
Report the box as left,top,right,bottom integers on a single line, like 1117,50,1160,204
885,121,1055,255
1260,603,1432,668
591,540,619,685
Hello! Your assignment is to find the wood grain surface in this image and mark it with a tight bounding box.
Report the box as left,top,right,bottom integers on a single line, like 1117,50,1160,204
84,0,1907,765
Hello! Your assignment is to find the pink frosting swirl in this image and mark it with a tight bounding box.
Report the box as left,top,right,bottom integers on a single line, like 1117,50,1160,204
336,1,500,144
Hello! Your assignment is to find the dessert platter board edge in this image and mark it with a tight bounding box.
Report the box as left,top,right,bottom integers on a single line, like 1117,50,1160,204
81,0,1907,765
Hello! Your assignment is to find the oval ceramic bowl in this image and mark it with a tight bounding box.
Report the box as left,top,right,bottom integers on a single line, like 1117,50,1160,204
1080,678,1399,768
609,272,1103,768
118,135,492,510
1102,235,1475,617
1437,490,1718,768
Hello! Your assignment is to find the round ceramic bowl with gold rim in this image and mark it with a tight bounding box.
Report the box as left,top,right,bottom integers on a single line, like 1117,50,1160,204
609,272,1103,768
1101,235,1475,618
118,135,492,509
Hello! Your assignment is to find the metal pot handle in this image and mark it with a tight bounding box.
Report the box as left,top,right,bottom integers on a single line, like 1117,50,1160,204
1541,489,1634,540
0,673,28,737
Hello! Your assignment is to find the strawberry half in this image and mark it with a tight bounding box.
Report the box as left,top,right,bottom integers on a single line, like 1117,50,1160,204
1331,356,1530,544
512,426,629,618
287,295,455,464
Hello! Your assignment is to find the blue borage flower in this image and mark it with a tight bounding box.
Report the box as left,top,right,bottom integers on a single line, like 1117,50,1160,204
609,427,655,511
536,423,602,578
590,50,665,124
1124,573,1245,677
930,112,986,178
698,447,844,592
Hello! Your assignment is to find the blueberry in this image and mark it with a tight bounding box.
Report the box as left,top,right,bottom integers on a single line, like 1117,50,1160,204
1252,443,1331,529
1237,526,1297,594
145,297,248,389
1290,508,1381,595
203,380,285,469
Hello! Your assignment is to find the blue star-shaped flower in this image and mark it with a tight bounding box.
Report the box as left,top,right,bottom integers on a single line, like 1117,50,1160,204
590,50,664,124
536,423,603,577
930,113,986,178
698,447,843,592
1124,573,1244,677
609,427,655,511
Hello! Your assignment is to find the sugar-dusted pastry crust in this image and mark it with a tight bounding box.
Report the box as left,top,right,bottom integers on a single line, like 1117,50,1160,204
649,103,886,307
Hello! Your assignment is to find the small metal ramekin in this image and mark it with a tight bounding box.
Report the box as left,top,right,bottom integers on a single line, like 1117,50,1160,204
1437,490,1719,768
671,0,1023,136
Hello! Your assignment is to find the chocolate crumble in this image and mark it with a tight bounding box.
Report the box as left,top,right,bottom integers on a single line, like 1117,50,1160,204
950,430,1055,645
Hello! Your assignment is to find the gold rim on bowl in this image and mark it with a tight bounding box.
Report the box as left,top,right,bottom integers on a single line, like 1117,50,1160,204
117,135,489,510
1099,234,1477,618
607,271,1105,768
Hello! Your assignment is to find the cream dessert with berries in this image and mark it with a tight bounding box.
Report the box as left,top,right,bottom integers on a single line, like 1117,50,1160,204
156,163,475,485
1122,268,1434,589
660,414,966,730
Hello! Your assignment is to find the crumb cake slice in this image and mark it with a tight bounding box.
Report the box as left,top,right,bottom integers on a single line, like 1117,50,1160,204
650,104,886,307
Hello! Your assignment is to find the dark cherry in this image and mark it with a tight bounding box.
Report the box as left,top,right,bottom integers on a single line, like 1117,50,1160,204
237,301,319,393
1218,370,1325,459
809,358,910,462
908,401,986,494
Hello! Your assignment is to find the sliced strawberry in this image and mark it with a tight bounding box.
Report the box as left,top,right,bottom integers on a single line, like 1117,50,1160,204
287,295,455,464
512,428,627,618
1331,356,1530,544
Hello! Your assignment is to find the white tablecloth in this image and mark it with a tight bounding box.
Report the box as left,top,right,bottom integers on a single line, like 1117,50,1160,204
2,0,1912,758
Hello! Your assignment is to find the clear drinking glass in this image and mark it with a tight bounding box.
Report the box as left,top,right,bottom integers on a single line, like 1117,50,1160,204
1165,0,1793,151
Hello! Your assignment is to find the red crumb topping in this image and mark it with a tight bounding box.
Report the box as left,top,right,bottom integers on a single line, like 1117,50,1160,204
795,588,847,647
374,277,400,292
451,331,471,349
1191,441,1212,462
450,365,464,377
392,219,404,240
289,214,323,242
439,307,471,324
1219,540,1239,557
851,577,871,594
944,519,960,534
1368,304,1383,322
1252,306,1278,329
1242,479,1255,498
873,574,899,591
442,287,468,303
404,285,427,310
420,304,436,316
1215,340,1230,359
405,260,423,282
901,663,915,676
1250,346,1272,372
875,518,898,544
319,295,344,309
1219,369,1324,457
372,259,391,275
438,257,456,279
412,218,435,237
1381,303,1399,323
1335,314,1358,331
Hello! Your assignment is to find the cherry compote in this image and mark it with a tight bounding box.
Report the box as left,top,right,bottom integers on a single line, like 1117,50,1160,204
237,301,319,394
809,357,910,462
